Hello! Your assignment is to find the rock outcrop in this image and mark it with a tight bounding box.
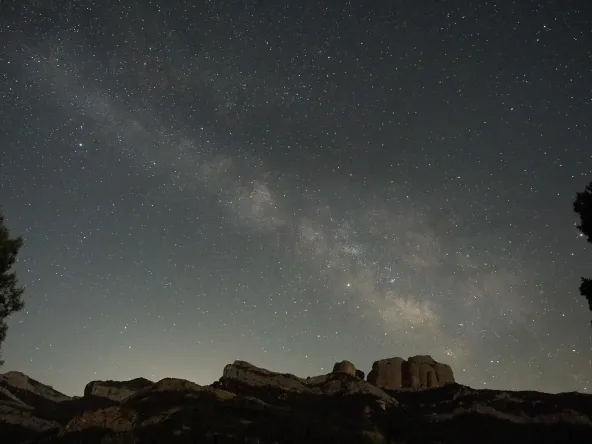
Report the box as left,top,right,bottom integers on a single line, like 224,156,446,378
0,371,71,443
332,360,366,379
1,358,591,444
0,402,61,438
221,360,309,392
0,371,71,405
434,361,455,385
367,355,455,389
219,360,396,406
367,357,405,389
65,406,135,434
83,377,153,402
332,360,356,376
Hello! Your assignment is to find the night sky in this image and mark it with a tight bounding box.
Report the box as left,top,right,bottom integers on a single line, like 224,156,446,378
1,0,591,396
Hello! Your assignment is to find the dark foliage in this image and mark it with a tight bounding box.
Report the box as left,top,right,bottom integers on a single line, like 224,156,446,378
574,182,592,326
574,181,592,243
0,212,25,365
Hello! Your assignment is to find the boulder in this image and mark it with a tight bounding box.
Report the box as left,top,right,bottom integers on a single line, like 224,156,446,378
332,360,357,377
368,355,455,390
403,358,419,387
367,357,404,389
435,362,455,385
412,357,434,388
84,377,153,402
408,355,453,388
409,355,436,365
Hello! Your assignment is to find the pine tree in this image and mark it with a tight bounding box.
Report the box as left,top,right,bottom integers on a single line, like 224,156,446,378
574,181,592,326
0,212,25,365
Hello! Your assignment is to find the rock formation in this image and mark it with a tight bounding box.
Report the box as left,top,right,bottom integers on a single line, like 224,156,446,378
0,371,71,404
219,360,395,406
332,360,357,376
367,355,455,389
1,357,591,444
83,377,153,402
434,361,455,385
367,357,404,389
331,360,365,379
0,371,71,443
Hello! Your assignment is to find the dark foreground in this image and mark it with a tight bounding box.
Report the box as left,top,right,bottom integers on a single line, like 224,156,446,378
1,359,591,444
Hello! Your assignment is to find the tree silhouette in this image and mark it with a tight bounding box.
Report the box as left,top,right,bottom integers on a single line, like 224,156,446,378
573,181,592,326
0,212,25,365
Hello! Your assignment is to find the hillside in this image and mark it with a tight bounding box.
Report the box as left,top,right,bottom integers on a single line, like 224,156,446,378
0,355,590,444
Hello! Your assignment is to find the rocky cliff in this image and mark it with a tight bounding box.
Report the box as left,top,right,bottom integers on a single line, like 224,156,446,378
0,355,590,444
367,355,455,390
83,377,154,402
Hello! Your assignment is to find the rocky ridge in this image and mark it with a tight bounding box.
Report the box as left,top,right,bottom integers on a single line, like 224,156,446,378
0,355,590,444
83,377,153,402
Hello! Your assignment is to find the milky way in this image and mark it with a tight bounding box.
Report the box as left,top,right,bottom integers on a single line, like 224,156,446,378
1,1,591,395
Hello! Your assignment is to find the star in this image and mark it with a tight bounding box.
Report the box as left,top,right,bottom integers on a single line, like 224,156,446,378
0,0,590,397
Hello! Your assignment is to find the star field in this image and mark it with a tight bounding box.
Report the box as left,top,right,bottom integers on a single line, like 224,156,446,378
0,0,591,396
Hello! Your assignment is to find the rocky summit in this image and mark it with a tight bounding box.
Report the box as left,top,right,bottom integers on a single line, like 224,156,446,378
367,356,455,390
0,355,591,444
